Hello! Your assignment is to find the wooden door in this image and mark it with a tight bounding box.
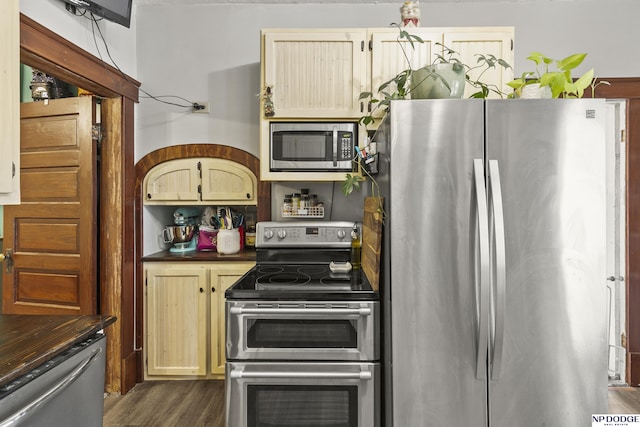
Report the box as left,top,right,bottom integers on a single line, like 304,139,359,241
142,158,200,204
144,264,207,377
262,29,367,118
200,158,256,204
443,27,514,98
369,27,442,115
0,0,19,203
2,96,98,314
209,262,254,376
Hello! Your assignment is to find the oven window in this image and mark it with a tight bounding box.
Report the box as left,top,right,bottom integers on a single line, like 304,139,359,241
247,385,358,427
246,319,357,349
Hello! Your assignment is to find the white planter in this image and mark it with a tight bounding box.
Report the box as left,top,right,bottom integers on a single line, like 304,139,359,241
520,83,552,99
410,63,466,99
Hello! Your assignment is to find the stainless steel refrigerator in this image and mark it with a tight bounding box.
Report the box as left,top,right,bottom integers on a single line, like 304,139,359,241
375,99,608,426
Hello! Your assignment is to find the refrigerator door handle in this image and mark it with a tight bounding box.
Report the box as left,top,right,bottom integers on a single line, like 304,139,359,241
473,159,490,380
488,159,506,381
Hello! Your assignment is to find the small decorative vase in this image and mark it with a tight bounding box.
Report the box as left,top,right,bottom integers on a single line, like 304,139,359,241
520,83,552,99
410,63,466,99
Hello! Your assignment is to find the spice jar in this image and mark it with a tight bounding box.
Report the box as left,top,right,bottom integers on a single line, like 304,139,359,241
292,193,301,210
283,194,293,214
245,225,256,247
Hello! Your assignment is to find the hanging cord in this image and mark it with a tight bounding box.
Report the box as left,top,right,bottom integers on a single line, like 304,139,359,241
86,11,199,109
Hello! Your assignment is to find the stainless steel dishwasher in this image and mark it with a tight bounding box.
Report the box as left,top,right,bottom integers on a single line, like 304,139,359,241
0,332,106,427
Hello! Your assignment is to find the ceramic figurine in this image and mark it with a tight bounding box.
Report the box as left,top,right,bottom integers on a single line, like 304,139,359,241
400,1,421,27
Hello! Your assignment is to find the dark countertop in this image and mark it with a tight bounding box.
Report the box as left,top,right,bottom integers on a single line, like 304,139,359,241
0,314,116,387
142,248,256,262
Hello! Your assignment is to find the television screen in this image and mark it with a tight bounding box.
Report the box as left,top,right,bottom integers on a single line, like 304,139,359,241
65,0,133,28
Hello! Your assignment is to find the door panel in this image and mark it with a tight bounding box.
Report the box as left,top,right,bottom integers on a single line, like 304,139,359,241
2,97,97,314
486,99,608,426
389,99,487,426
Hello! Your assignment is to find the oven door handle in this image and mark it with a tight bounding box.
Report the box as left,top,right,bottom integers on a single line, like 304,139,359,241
229,307,371,316
229,370,372,380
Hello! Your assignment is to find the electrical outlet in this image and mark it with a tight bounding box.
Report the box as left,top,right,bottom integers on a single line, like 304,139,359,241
192,102,210,114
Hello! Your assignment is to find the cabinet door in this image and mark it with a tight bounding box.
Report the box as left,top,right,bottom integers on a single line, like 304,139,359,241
145,265,207,376
262,29,367,118
443,27,514,99
200,159,257,204
0,0,19,204
369,28,442,112
143,158,200,204
209,262,254,376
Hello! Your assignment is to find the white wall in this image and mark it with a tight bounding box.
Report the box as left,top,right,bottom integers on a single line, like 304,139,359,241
135,1,640,162
20,0,137,78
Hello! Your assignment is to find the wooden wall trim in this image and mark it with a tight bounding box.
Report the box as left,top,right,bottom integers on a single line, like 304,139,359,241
133,144,271,382
20,14,139,102
19,13,139,394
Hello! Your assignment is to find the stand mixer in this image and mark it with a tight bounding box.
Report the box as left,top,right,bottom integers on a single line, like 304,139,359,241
162,207,200,253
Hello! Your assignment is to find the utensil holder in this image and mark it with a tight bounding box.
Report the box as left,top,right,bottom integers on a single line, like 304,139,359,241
217,228,241,255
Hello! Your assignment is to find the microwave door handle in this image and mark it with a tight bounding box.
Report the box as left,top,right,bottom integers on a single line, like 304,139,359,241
332,127,338,166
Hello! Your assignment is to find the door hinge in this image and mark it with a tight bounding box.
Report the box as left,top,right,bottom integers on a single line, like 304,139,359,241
621,129,626,143
198,184,202,200
361,40,365,52
622,332,627,349
511,39,514,51
92,124,103,143
369,40,373,51
12,161,16,178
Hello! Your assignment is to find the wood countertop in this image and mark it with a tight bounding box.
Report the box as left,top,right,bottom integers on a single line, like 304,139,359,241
142,248,257,262
0,314,116,388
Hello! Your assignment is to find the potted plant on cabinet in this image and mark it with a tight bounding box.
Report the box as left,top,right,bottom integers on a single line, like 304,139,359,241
506,52,607,98
358,24,512,128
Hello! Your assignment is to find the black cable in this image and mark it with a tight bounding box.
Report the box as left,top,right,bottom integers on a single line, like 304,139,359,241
87,11,196,109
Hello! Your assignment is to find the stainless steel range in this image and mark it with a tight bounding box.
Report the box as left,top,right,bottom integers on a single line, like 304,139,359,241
225,221,380,427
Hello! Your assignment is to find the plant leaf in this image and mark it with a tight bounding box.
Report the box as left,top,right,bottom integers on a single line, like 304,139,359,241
574,68,594,91
557,53,587,71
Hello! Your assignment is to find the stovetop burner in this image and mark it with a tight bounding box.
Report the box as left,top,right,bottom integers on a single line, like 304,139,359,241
227,262,375,300
255,265,355,291
225,221,379,301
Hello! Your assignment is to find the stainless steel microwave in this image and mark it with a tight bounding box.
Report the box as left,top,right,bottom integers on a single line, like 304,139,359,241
270,122,357,172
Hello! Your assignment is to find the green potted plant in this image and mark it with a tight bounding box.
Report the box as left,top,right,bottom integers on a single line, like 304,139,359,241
358,24,511,128
342,154,386,220
506,52,606,98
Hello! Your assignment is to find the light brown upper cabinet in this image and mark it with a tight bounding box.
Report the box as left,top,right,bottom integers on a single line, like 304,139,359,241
0,0,20,204
260,27,514,121
259,27,514,181
143,158,258,205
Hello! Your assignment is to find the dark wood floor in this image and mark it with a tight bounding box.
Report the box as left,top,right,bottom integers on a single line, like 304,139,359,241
103,380,225,427
103,381,640,426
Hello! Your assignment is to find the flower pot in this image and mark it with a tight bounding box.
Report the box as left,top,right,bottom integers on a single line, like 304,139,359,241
519,83,552,99
409,63,466,99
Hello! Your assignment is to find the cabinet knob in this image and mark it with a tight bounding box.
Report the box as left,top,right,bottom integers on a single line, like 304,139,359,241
211,287,216,293
246,193,251,199
147,193,152,199
200,287,204,293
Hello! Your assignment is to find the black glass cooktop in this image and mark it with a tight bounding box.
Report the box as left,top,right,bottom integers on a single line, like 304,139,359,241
226,262,377,301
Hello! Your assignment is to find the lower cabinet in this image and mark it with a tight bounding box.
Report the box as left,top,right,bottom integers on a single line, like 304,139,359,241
144,262,254,379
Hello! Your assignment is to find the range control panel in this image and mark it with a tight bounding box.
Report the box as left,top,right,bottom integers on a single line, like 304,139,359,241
256,221,354,248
